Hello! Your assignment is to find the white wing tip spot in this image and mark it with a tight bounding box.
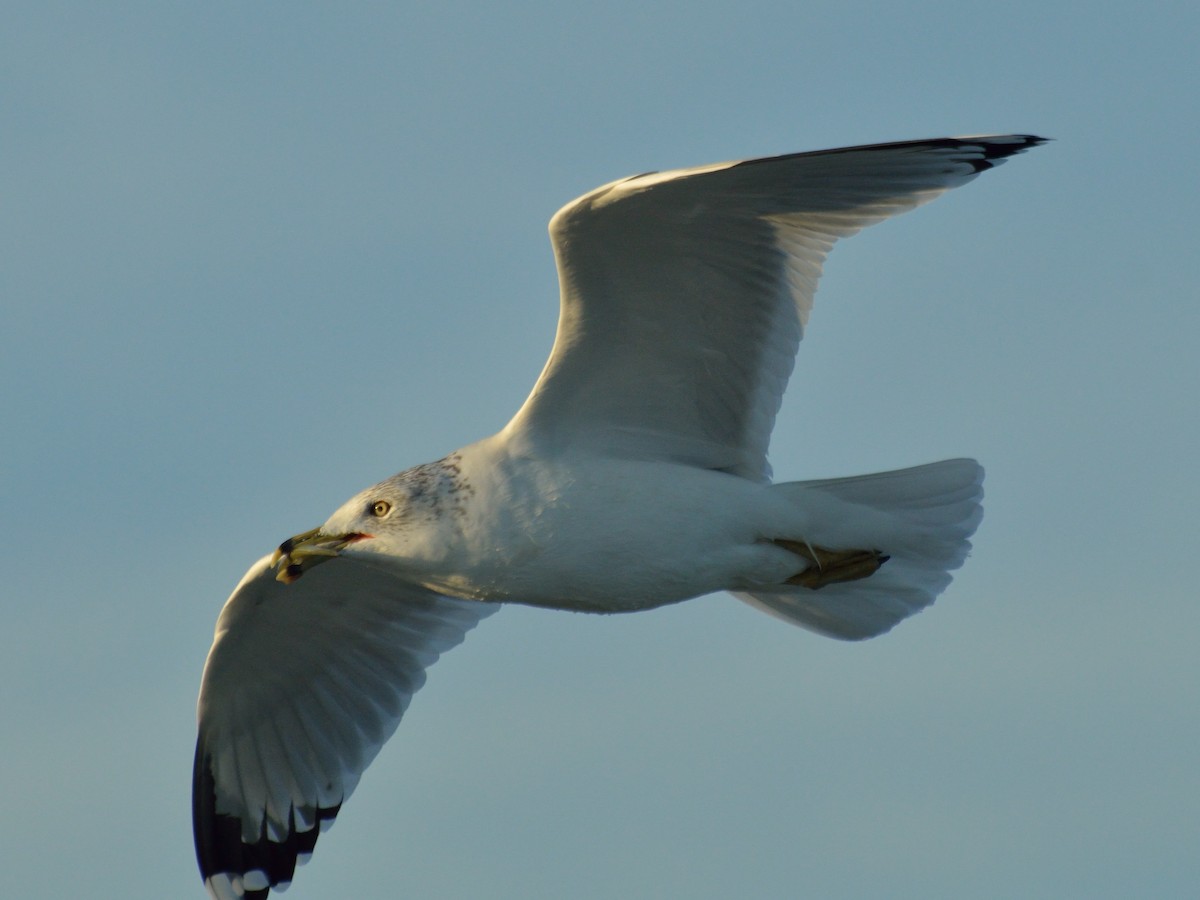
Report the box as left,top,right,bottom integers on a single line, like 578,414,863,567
205,873,242,899
242,870,270,892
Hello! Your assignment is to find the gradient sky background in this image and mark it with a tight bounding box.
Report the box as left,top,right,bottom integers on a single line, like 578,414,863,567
4,3,1198,898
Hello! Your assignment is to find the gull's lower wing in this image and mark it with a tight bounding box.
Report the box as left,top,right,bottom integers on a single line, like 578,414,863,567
194,556,498,899
507,135,1046,480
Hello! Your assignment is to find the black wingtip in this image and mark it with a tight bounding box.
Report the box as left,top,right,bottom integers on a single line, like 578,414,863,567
963,134,1051,171
193,735,341,898
193,739,248,885
728,133,1050,175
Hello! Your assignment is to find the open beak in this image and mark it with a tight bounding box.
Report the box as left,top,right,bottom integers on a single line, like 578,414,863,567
270,527,371,584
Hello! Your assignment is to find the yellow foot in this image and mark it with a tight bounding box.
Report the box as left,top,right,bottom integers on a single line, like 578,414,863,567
775,539,890,590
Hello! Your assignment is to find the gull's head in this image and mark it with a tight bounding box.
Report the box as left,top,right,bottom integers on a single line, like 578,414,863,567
270,480,414,583
270,465,462,584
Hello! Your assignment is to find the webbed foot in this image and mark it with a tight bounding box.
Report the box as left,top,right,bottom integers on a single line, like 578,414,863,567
775,539,889,590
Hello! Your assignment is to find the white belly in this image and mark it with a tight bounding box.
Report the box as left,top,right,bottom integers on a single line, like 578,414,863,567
431,445,806,612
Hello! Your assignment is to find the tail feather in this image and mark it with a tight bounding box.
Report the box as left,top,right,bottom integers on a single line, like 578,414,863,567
735,459,983,640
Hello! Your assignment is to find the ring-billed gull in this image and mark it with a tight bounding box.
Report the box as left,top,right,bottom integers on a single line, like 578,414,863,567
194,135,1046,898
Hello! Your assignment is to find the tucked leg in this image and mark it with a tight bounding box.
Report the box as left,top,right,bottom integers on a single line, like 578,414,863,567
774,539,889,590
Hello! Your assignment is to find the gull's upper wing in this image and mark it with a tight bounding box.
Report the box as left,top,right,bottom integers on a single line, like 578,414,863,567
506,135,1045,480
193,556,498,900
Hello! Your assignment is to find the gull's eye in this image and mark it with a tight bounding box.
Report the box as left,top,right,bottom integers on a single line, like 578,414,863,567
370,500,391,518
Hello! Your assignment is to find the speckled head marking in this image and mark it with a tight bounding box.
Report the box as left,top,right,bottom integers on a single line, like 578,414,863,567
378,452,475,521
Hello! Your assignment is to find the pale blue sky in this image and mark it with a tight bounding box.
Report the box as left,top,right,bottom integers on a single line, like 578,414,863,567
4,2,1197,898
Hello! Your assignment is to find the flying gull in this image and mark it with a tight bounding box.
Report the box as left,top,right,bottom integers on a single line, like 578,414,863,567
193,134,1046,898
